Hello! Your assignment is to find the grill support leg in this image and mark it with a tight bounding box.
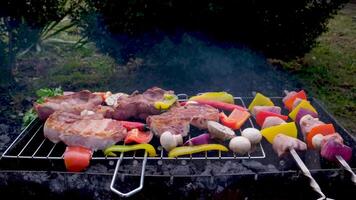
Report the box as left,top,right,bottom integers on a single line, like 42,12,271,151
110,151,148,197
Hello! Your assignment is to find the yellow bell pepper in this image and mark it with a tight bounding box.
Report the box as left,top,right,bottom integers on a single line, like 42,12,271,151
261,122,297,144
289,100,318,121
189,92,234,104
248,93,274,112
154,94,178,110
103,144,157,157
168,144,228,158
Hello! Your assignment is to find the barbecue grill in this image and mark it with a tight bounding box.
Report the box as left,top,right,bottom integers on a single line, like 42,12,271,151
1,95,356,199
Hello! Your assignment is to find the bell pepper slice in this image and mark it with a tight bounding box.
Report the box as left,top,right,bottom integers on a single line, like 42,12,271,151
154,94,178,110
193,99,247,111
120,121,147,131
284,90,307,111
124,128,153,144
168,144,228,158
189,92,234,104
248,93,274,112
306,124,335,149
104,144,157,157
289,100,318,121
63,146,92,172
219,109,250,130
256,111,288,127
261,122,297,144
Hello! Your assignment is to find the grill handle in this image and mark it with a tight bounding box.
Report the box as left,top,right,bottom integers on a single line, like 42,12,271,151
110,151,148,197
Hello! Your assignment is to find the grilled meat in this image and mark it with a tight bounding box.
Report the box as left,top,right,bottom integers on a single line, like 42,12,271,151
111,87,177,120
147,104,220,137
272,134,307,157
34,90,103,120
44,111,127,150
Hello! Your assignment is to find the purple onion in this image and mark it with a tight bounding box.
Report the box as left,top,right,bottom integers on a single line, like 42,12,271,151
295,108,318,126
321,139,352,162
184,133,211,146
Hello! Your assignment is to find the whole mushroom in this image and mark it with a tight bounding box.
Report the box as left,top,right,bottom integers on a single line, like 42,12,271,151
229,136,251,155
241,128,262,145
160,131,183,151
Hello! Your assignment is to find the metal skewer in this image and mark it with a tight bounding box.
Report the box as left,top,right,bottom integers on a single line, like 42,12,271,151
335,155,356,185
289,148,329,200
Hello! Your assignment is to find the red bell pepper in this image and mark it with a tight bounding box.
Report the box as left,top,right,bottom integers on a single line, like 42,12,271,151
256,111,288,127
120,121,147,131
284,90,307,111
124,128,153,144
63,146,92,172
219,109,251,130
192,99,247,112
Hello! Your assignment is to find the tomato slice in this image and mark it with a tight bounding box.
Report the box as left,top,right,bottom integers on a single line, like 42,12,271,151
256,111,288,127
219,109,250,130
124,128,153,144
306,124,335,148
284,90,307,111
63,146,92,172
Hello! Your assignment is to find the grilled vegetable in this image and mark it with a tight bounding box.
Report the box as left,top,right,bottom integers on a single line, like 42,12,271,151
321,138,352,162
207,121,235,140
289,100,318,121
154,94,178,110
241,128,262,144
261,122,298,144
193,99,247,112
295,108,318,125
248,93,274,112
124,129,153,144
63,146,92,172
183,133,212,146
168,144,228,158
256,111,288,127
104,144,157,157
229,136,251,154
306,124,335,148
160,131,183,151
189,92,234,104
120,121,147,131
283,90,307,111
219,109,251,130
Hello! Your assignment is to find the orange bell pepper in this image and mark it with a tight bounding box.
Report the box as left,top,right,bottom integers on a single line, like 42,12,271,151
306,124,335,148
284,90,307,111
219,109,251,130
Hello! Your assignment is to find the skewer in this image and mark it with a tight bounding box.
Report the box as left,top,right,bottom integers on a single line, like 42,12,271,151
284,89,355,185
335,155,356,185
289,148,329,200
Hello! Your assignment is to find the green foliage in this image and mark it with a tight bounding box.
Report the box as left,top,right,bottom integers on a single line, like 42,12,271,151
22,87,63,126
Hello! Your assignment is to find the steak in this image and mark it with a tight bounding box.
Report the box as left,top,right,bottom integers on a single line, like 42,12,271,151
111,87,177,120
34,90,103,120
146,103,219,137
44,111,127,150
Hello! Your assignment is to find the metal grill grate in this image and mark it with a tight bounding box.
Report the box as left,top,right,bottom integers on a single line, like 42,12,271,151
2,96,265,161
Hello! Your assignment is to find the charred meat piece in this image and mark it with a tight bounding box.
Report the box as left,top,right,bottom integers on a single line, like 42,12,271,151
44,111,127,150
147,104,220,137
111,87,177,120
272,134,307,157
34,90,103,120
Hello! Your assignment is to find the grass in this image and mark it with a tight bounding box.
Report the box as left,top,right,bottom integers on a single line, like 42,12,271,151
275,3,356,135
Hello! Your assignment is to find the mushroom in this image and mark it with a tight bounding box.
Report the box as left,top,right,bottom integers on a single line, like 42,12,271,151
229,136,251,155
241,128,262,145
160,131,183,151
207,121,235,141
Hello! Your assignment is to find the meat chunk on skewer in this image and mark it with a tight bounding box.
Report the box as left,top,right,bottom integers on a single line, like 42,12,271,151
262,116,286,129
299,115,324,138
273,134,307,157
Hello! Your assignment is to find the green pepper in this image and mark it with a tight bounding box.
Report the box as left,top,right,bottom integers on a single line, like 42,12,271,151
154,94,178,110
104,144,157,157
168,144,228,158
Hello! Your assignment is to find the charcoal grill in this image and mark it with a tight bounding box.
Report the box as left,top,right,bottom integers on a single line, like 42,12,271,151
1,95,356,198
